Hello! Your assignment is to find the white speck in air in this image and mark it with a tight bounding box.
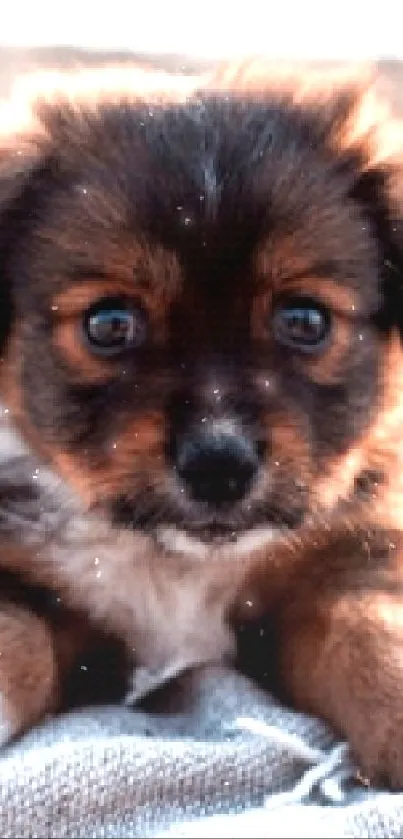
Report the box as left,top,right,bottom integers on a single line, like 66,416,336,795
358,334,363,341
245,600,253,608
274,461,280,467
96,570,102,579
94,557,99,566
264,379,270,388
213,388,219,395
184,217,192,226
3,409,9,415
80,665,88,672
51,304,59,312
201,417,207,423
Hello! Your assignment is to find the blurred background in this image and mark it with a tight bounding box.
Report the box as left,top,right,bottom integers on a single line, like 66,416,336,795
0,0,402,103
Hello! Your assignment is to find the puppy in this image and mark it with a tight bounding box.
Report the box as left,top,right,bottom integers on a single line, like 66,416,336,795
0,61,402,786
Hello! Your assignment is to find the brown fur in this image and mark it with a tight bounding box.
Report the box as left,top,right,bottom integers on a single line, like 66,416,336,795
0,61,402,787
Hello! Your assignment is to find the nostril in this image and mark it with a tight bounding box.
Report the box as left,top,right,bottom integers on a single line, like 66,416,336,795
176,432,259,505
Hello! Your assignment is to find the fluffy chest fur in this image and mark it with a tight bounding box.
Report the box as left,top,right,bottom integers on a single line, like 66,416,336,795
0,412,262,696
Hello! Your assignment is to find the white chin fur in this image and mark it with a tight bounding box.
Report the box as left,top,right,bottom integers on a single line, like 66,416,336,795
155,524,285,561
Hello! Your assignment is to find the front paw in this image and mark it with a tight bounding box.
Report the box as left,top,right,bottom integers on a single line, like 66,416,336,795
0,603,57,745
278,584,403,791
348,712,403,790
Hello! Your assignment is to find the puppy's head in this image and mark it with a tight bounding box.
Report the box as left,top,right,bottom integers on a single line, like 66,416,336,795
1,63,403,557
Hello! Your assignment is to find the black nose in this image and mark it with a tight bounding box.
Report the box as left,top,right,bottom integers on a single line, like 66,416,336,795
176,432,258,504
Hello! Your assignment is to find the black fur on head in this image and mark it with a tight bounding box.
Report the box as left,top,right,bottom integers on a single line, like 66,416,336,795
0,65,401,544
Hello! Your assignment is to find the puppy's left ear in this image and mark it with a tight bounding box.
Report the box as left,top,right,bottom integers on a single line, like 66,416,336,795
343,82,403,336
291,68,403,338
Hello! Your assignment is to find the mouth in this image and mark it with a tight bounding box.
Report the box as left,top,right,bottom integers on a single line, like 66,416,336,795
110,493,304,545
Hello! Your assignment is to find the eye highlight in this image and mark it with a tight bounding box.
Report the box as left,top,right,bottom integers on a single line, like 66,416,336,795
272,296,331,352
83,297,148,356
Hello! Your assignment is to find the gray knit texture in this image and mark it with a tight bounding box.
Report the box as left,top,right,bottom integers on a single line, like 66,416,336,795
0,665,402,837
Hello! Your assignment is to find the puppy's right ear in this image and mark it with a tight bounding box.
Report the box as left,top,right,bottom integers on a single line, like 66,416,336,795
0,76,53,354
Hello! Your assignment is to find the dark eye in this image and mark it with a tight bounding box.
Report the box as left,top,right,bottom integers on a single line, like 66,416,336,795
272,297,330,352
83,297,148,356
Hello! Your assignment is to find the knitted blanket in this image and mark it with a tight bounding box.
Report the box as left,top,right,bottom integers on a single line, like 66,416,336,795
1,665,402,838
